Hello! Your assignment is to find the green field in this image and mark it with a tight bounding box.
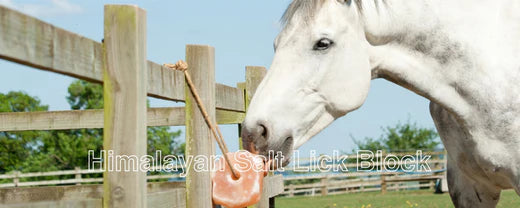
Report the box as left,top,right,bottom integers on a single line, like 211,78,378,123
276,190,519,208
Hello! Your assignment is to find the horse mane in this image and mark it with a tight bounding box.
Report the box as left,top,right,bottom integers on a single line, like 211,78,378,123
281,0,323,26
281,0,385,26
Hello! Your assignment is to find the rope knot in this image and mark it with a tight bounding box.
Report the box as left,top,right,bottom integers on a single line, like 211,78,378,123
164,60,188,72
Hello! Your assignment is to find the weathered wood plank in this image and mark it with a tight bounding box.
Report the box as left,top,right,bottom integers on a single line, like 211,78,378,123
146,61,185,102
1,178,103,187
237,82,246,150
103,5,147,208
263,174,285,198
215,109,245,125
245,66,267,107
0,182,186,208
0,169,181,188
0,5,103,82
147,190,186,208
0,109,102,131
215,83,245,112
0,108,244,131
0,184,103,207
184,45,215,208
0,6,244,112
256,175,284,208
0,169,103,179
385,175,443,182
146,107,184,127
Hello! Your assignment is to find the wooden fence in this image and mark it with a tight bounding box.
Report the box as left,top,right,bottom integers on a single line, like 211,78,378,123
281,151,448,197
0,4,283,208
0,151,448,198
282,171,446,197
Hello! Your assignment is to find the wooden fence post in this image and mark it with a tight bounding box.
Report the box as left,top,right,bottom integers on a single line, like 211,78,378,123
236,82,246,150
75,167,81,185
430,180,436,190
13,171,20,187
185,45,216,208
238,66,267,150
242,66,271,208
245,66,267,110
237,81,249,153
103,5,147,208
381,175,387,194
288,184,295,197
321,176,329,196
237,65,266,140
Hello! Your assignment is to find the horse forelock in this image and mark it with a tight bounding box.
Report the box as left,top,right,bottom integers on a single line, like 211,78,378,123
281,0,324,26
280,0,387,27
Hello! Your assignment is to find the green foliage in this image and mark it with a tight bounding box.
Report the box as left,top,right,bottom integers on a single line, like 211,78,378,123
147,126,182,157
16,80,107,173
0,91,48,112
353,120,440,152
0,91,49,173
353,137,386,152
67,80,104,110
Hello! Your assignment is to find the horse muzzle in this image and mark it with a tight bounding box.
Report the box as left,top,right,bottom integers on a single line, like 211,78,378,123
240,120,294,169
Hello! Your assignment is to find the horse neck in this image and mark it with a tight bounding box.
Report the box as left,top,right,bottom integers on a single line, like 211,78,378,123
360,0,474,120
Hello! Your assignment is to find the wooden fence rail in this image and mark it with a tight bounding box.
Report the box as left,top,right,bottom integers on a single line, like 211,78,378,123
282,171,446,197
0,107,245,131
0,166,446,195
0,5,244,112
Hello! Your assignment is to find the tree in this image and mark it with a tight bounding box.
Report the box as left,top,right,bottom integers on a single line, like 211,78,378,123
353,120,441,152
19,81,107,172
67,80,104,110
0,91,49,173
0,91,48,112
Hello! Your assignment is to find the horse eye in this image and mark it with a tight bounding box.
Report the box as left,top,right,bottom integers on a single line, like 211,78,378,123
313,38,334,51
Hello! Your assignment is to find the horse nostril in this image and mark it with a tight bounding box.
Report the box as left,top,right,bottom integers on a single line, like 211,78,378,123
283,136,293,148
285,136,292,143
240,121,269,153
259,124,268,138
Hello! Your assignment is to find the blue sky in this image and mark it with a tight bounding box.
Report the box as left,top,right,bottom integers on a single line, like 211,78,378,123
0,0,436,156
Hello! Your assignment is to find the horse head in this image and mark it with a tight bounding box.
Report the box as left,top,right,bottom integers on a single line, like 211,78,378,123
241,0,371,167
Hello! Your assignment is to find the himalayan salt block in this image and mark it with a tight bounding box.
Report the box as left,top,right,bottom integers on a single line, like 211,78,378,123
212,151,269,208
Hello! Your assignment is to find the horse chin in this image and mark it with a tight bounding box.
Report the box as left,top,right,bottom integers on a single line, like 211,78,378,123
263,137,294,170
269,152,293,170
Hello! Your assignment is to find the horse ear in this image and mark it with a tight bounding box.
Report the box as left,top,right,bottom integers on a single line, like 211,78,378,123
337,0,352,6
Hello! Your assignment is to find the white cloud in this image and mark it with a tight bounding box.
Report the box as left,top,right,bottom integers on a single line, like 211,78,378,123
0,0,83,17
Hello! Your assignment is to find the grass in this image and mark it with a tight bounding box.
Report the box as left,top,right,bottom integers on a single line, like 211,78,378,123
276,190,519,208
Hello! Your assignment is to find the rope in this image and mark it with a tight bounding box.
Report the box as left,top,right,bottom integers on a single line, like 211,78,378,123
164,60,240,179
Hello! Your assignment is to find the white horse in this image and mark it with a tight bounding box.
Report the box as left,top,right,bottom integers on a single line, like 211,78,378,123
241,0,520,207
